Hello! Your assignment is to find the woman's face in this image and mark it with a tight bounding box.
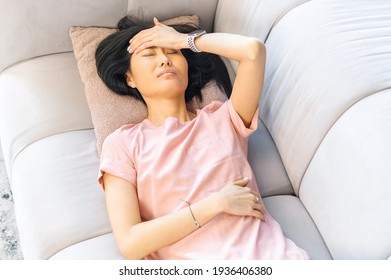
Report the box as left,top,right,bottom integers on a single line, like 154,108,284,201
126,47,188,102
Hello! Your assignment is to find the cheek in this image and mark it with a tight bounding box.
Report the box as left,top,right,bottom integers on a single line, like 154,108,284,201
178,57,189,83
130,58,154,85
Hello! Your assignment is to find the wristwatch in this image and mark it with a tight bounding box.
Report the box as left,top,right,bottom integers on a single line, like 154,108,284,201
187,30,207,52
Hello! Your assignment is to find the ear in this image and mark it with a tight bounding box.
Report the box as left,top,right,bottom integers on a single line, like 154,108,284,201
126,70,136,88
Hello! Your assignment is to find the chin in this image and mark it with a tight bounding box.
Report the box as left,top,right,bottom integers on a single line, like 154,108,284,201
161,82,187,97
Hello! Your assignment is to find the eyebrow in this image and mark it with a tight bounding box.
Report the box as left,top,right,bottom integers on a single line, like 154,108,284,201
136,46,156,55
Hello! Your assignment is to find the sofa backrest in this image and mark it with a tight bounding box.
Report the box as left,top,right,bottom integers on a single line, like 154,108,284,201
0,0,128,73
127,0,218,32
0,0,219,73
215,0,391,259
276,0,391,260
214,0,310,72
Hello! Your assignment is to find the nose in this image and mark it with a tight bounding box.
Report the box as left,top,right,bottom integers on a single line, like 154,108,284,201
159,52,171,67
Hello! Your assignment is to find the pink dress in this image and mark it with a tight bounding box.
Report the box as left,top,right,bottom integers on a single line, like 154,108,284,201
99,100,309,260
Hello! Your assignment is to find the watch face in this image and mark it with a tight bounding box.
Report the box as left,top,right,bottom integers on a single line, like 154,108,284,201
189,30,206,37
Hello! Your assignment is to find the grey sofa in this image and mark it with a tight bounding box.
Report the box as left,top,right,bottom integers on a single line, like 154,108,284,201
0,0,390,259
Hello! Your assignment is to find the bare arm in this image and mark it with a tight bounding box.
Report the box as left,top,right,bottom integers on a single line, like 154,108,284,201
188,33,265,127
104,173,264,260
130,18,266,127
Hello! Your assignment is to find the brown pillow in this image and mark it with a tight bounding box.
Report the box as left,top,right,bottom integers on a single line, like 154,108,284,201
70,15,228,155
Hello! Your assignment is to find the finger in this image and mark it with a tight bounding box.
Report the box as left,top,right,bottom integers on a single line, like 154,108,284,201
251,206,266,221
130,28,156,47
246,205,265,221
130,34,154,53
153,17,160,26
154,17,169,29
252,202,265,215
233,177,249,187
134,41,154,54
130,28,151,44
250,190,260,198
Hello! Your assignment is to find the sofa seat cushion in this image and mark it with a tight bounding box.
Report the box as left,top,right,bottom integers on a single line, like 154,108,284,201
263,195,332,260
0,53,93,180
11,129,111,259
49,233,123,260
52,196,331,260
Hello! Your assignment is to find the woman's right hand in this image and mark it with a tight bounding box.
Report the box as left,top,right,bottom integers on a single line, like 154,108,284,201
128,17,187,54
216,178,265,221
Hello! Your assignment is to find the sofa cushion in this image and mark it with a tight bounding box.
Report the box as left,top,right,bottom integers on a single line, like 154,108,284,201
49,233,123,260
0,53,93,180
214,0,299,197
260,0,391,193
263,195,332,260
127,0,219,32
0,0,129,72
248,119,294,197
214,0,310,72
215,0,309,41
11,130,111,259
300,89,391,259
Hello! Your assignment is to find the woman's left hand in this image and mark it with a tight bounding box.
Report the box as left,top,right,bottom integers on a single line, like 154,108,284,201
128,17,187,54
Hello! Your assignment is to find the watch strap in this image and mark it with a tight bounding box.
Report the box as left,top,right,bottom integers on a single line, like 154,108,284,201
187,30,206,52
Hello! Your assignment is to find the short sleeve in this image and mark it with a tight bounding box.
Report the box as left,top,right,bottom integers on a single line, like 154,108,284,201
98,128,137,190
227,99,259,139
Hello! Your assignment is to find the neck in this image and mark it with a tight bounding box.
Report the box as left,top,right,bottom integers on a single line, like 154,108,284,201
145,97,194,126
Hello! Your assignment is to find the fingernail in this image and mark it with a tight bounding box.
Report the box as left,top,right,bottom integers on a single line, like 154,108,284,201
243,177,249,181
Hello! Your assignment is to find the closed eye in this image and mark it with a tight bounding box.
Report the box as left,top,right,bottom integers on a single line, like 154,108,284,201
167,50,179,54
140,48,179,56
141,46,157,57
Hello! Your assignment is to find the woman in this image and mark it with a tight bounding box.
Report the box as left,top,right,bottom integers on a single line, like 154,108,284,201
96,16,309,260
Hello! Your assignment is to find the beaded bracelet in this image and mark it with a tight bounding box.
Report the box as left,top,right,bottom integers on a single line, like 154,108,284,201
183,200,201,228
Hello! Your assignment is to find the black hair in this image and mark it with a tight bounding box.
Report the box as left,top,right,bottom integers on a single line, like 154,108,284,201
95,16,232,105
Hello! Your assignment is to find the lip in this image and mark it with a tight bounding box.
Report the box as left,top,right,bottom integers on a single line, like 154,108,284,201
157,69,177,78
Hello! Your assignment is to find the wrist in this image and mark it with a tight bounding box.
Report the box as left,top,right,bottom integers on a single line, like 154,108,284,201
205,192,225,215
179,33,189,49
187,30,207,52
